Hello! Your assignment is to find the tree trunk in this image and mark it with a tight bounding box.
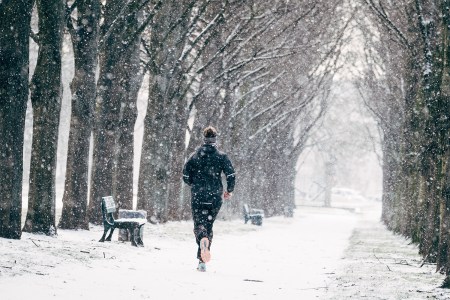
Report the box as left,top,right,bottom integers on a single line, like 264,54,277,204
89,0,141,223
114,10,143,210
0,0,34,239
137,82,167,220
59,0,100,230
137,0,191,222
23,0,65,235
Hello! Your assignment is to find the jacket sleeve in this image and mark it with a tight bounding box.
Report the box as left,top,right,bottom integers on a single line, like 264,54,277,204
222,154,235,193
183,157,193,186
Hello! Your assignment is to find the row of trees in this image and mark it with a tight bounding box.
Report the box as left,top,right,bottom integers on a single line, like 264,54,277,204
0,0,347,239
358,0,450,287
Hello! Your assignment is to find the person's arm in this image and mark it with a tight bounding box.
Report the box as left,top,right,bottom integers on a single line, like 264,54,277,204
223,154,235,195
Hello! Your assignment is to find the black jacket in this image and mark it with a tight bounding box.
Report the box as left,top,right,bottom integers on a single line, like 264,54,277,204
183,144,235,206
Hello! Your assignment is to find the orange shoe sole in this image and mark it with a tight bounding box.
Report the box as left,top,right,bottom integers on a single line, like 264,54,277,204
200,237,211,263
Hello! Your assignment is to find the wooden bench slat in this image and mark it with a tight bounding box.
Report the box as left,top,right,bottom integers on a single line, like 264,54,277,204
115,218,147,225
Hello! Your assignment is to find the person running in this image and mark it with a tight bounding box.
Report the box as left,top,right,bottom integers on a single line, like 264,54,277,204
183,126,235,272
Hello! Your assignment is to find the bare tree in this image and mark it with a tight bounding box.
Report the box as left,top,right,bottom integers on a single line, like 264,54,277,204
194,0,346,216
59,0,100,230
0,0,34,239
137,0,223,222
88,0,161,224
23,0,65,235
359,0,450,287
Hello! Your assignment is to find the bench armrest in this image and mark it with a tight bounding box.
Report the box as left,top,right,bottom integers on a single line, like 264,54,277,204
105,219,114,227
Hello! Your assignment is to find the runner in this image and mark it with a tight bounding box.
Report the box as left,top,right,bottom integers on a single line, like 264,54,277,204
183,126,236,272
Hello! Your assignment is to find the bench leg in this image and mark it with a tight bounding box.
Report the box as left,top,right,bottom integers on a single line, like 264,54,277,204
129,227,138,247
250,216,263,226
99,226,110,242
136,225,144,247
105,227,115,241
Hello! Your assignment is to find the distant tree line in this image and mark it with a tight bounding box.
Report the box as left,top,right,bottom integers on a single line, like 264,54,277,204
359,0,450,287
0,0,346,239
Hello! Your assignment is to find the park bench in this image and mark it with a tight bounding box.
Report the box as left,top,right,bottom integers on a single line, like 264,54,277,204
98,196,146,247
118,209,147,242
243,203,264,226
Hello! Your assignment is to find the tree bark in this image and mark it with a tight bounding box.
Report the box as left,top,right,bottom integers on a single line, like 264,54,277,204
89,0,142,223
23,0,65,235
0,0,34,239
137,0,192,222
114,9,143,211
59,0,100,230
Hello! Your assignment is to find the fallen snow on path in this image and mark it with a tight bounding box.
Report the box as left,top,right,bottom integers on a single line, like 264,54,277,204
1,207,356,300
324,204,450,300
2,204,447,300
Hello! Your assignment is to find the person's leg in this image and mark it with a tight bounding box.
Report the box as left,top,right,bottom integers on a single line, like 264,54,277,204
204,201,222,251
192,205,209,261
192,194,222,263
198,198,222,262
193,205,221,262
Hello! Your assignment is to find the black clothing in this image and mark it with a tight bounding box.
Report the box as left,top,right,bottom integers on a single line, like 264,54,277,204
183,143,235,205
183,143,235,260
192,202,221,261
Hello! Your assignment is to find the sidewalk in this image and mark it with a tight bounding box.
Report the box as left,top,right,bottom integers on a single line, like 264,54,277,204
324,203,450,299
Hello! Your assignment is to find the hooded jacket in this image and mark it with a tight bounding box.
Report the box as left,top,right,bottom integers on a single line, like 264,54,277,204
183,143,235,207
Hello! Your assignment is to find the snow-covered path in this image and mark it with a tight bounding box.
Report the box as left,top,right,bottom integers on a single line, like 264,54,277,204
1,207,357,300
324,205,450,300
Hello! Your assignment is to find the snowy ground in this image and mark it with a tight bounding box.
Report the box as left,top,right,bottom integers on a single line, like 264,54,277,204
324,204,450,300
1,202,449,300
